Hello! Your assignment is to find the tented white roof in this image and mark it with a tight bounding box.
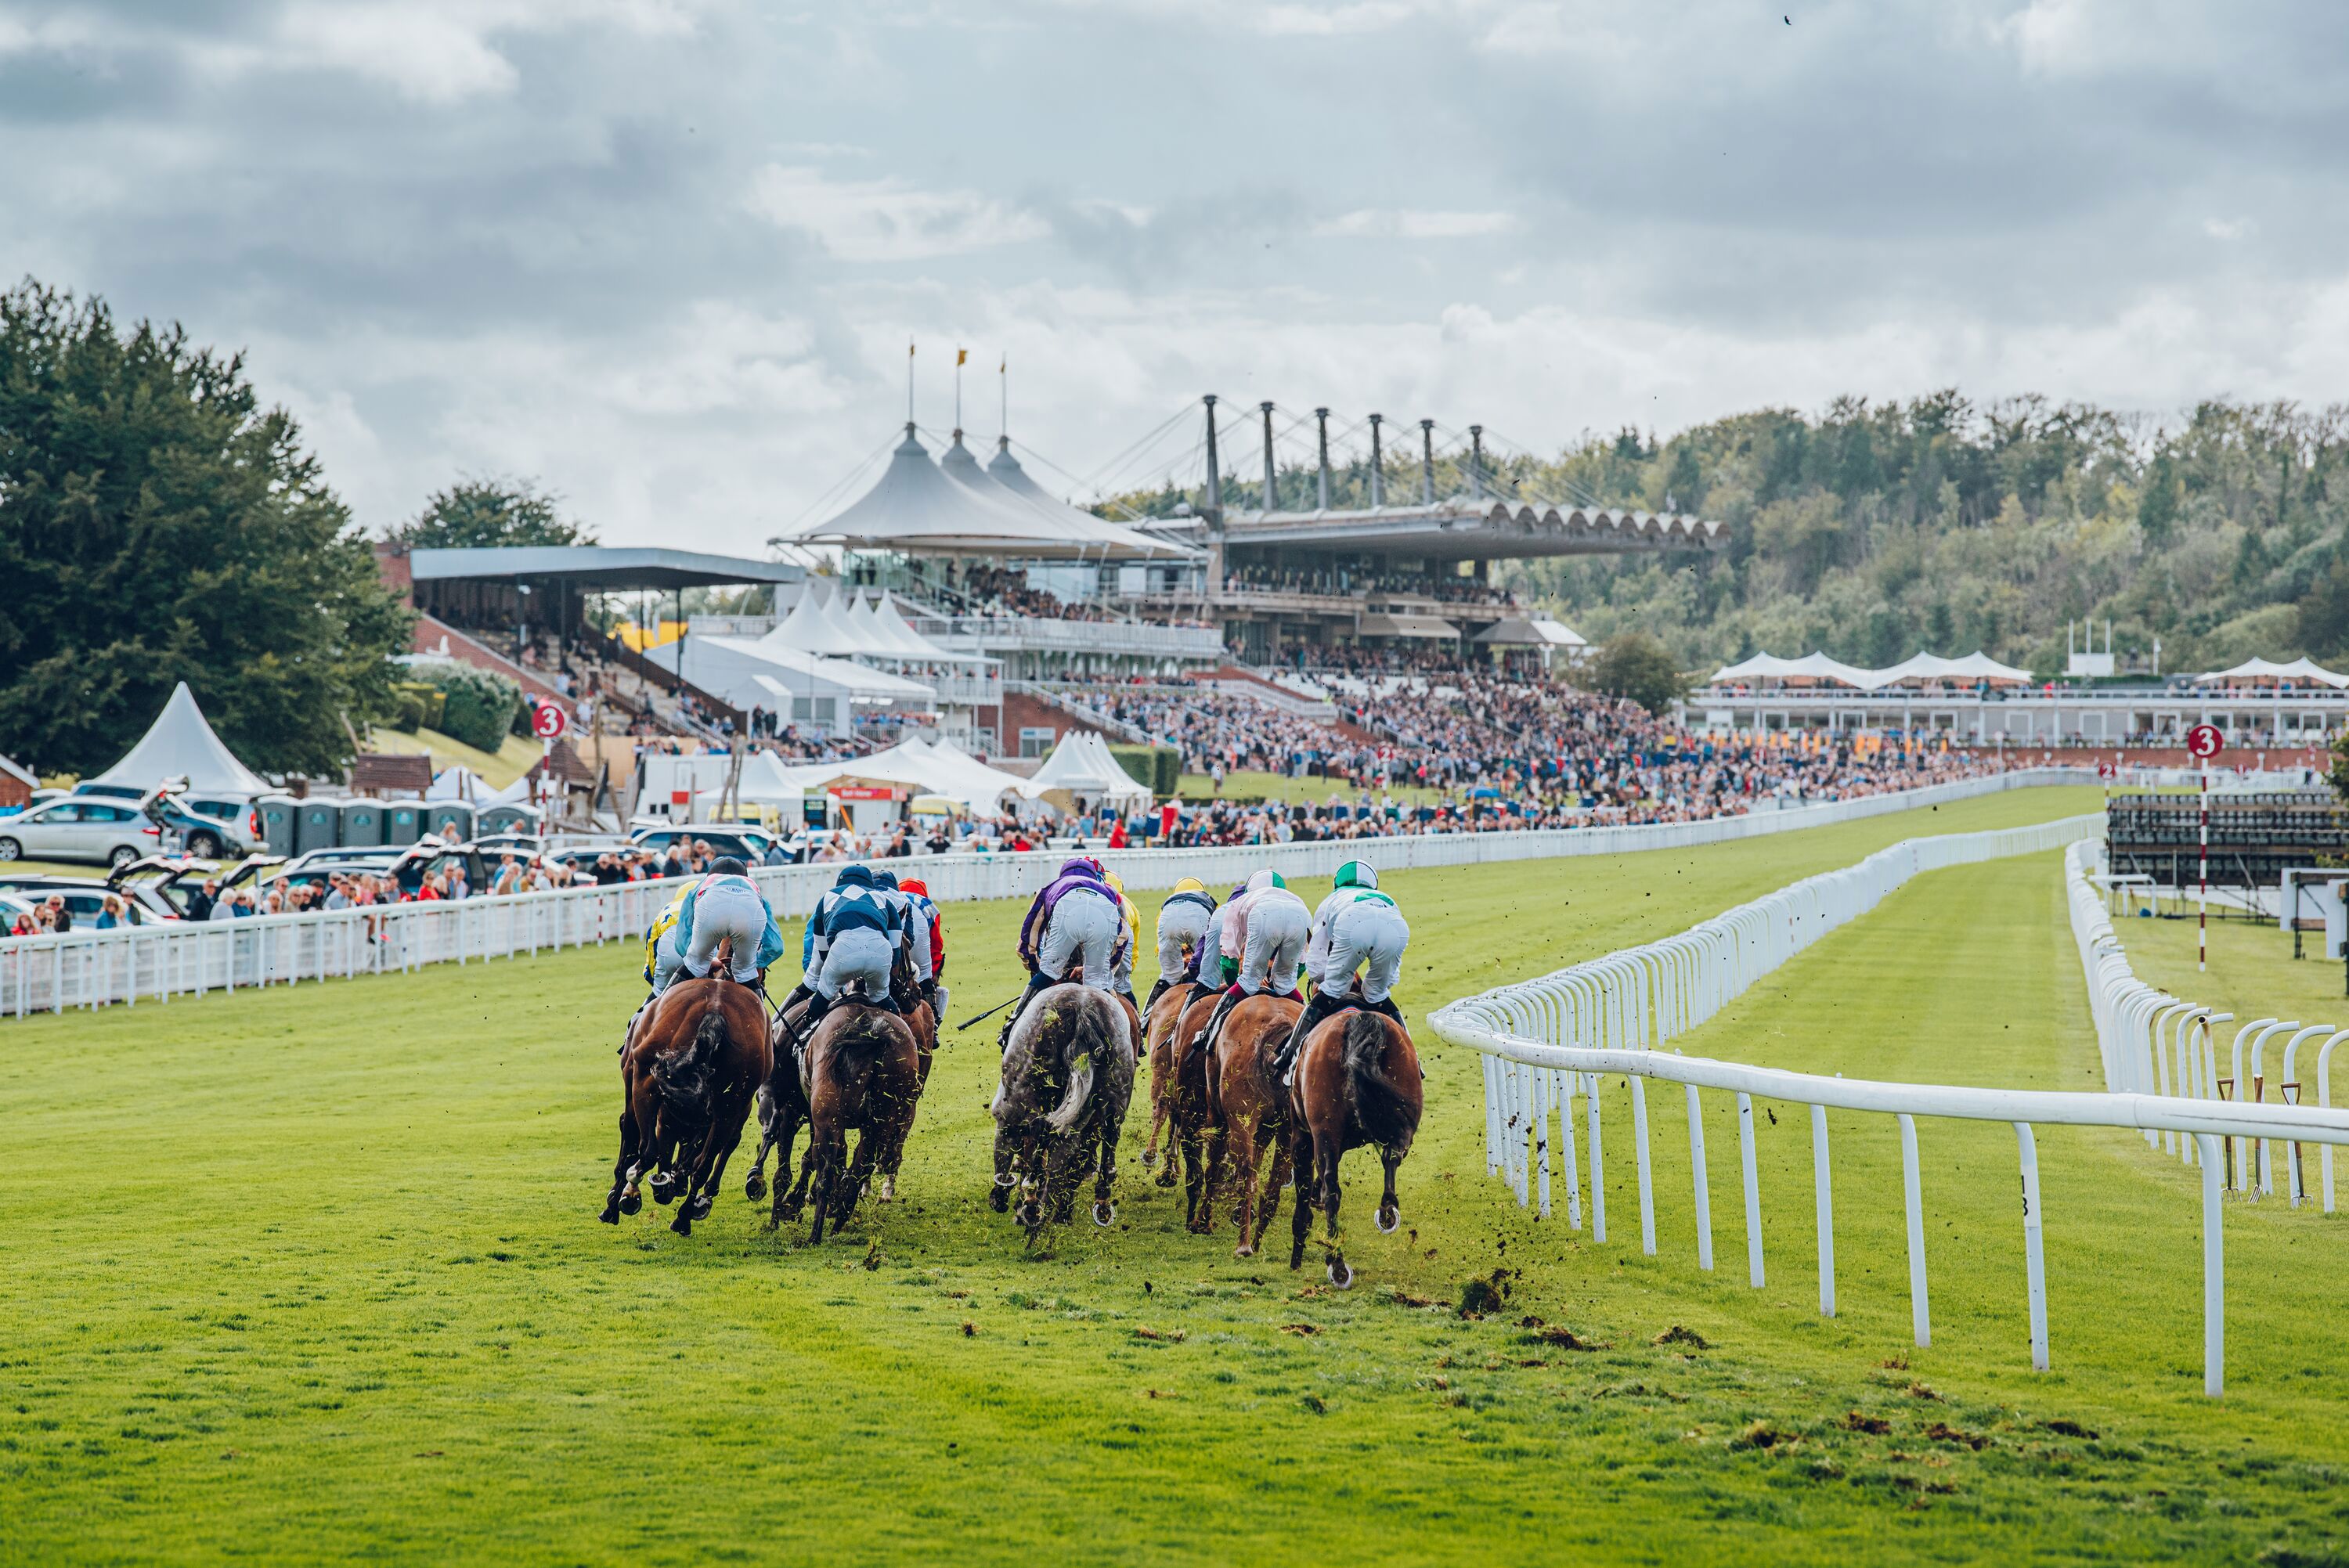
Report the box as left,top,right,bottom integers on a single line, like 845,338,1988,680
2194,656,2349,688
734,736,1031,815
982,436,1194,557
426,766,530,806
785,424,1178,560
760,579,981,665
1019,730,1153,809
1708,650,2031,689
90,682,269,795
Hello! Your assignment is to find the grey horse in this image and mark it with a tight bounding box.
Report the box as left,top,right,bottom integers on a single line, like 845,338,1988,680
989,982,1137,1237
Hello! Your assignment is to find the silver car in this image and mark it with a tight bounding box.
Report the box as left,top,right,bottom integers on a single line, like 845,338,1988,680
0,798,164,867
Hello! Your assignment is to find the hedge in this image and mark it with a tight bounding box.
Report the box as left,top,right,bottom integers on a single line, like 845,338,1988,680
1109,744,1180,798
408,659,524,753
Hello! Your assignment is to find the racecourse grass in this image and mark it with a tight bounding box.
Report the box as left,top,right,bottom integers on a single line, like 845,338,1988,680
9,784,2349,1565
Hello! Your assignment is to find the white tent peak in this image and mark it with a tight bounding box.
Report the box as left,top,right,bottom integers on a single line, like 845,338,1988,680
91,682,268,795
1019,730,1152,809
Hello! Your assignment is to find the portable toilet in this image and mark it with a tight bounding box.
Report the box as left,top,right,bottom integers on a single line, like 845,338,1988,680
294,798,343,855
477,802,539,836
384,801,427,846
424,801,475,843
254,792,301,857
337,798,386,849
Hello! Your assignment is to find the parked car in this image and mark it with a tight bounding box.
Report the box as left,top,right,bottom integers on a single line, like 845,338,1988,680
0,874,174,926
0,796,165,867
627,825,785,864
147,794,265,860
66,782,151,803
108,856,224,918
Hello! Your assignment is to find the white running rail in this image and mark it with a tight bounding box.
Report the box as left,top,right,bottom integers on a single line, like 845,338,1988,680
2,768,2095,1018
1430,813,2349,1398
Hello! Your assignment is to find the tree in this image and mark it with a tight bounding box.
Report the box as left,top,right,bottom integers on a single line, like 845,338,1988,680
1582,633,1690,716
0,279,412,777
393,476,593,550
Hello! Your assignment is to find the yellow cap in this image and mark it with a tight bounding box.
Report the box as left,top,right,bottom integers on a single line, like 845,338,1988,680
1173,876,1206,895
1105,870,1124,895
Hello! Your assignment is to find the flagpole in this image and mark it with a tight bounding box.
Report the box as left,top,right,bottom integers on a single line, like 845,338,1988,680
954,350,963,431
907,339,915,424
1000,355,1008,440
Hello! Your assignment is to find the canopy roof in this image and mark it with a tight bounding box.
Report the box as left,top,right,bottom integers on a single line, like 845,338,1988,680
785,424,1180,561
2194,656,2349,688
1709,650,2030,690
1473,615,1586,647
408,545,803,591
1019,730,1153,809
91,683,269,795
723,736,1033,815
757,579,985,665
1359,612,1463,640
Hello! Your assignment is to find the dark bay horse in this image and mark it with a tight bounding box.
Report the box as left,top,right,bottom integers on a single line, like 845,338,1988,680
1203,991,1301,1259
1163,985,1226,1231
600,975,771,1236
1284,1005,1423,1289
990,982,1136,1239
1140,979,1204,1180
744,948,932,1211
752,971,922,1244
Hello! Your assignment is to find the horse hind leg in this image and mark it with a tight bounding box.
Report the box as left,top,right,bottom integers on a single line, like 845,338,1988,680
1377,1144,1404,1234
1287,1130,1317,1271
1091,1118,1120,1227
1250,1126,1294,1254
1317,1132,1352,1289
743,1084,775,1202
601,1107,640,1224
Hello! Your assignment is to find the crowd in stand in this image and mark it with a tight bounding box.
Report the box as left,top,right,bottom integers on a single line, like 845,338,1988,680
1220,565,1520,608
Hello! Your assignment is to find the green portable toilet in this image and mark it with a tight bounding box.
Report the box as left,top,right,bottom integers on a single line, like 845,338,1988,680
337,798,386,849
477,803,539,836
294,798,343,856
424,801,475,842
254,793,301,857
384,802,426,845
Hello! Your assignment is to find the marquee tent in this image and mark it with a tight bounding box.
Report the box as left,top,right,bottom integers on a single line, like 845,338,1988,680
1019,730,1153,812
2194,656,2349,689
1708,650,2032,690
89,683,269,795
734,736,1032,816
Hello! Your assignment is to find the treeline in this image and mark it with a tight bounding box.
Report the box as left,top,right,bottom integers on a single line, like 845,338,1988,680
1114,393,2349,678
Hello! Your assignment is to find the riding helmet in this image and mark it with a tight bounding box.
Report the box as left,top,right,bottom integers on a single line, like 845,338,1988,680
1173,876,1207,895
835,863,875,889
899,878,929,899
1334,860,1377,890
871,868,899,890
709,856,749,877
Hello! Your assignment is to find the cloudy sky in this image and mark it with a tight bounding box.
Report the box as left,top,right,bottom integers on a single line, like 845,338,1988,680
5,0,2346,551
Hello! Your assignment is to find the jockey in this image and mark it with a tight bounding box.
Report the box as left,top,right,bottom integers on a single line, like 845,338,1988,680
870,867,937,1012
1103,868,1142,1009
781,863,911,1044
897,876,946,1021
1273,859,1409,1080
673,857,785,989
1189,868,1310,1062
1003,855,1124,1041
1146,876,1216,1012
639,885,692,999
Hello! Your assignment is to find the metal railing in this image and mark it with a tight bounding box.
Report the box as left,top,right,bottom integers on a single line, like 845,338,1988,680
1431,813,2349,1398
3,767,2094,1019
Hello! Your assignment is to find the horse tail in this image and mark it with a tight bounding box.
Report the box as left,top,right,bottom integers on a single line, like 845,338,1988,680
653,1004,729,1122
1045,1000,1106,1135
1342,1010,1416,1144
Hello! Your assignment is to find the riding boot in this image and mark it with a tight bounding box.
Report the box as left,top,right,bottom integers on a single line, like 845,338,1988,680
1369,994,1407,1029
785,990,832,1056
1189,985,1245,1062
1274,989,1340,1082
998,969,1054,1053
1143,975,1168,1014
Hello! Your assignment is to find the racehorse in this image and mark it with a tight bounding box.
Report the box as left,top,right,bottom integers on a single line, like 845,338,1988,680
989,982,1136,1239
1203,991,1302,1258
1163,985,1227,1232
1284,1004,1423,1289
744,947,930,1212
1139,979,1204,1181
599,971,771,1237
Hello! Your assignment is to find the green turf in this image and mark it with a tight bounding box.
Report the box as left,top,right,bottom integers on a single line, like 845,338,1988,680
1173,769,1443,806
11,784,2346,1565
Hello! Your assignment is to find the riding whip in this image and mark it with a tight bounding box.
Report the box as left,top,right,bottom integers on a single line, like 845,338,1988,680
957,993,1020,1031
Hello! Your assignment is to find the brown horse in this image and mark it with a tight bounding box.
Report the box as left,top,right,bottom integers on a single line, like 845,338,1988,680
1163,985,1228,1231
1285,1005,1423,1289
600,975,771,1236
878,950,938,1203
743,947,931,1208
1140,979,1204,1181
770,979,922,1244
1203,991,1302,1258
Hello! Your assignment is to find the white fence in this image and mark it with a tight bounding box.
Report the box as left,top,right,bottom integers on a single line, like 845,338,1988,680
1430,813,2349,1398
2,767,2094,1019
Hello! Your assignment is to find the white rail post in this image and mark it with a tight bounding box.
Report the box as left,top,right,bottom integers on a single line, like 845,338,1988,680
1685,1082,1713,1271
2196,1130,2225,1398
1629,1076,1657,1255
1898,1112,1929,1346
1810,1102,1835,1317
1586,1072,1607,1245
1737,1091,1764,1289
2015,1121,2049,1371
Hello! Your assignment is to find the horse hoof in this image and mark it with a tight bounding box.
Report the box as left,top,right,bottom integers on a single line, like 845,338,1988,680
1092,1202,1117,1227
1233,1242,1254,1260
671,1216,692,1237
597,1204,619,1224
879,1177,897,1203
1154,1166,1178,1189
744,1172,767,1202
1375,1205,1401,1235
618,1191,643,1217
649,1173,678,1205
1015,1200,1041,1230
987,1184,1010,1214
1139,1148,1157,1169
687,1195,713,1222
1327,1257,1355,1290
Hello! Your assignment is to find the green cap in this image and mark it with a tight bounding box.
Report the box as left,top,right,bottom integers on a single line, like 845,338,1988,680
1268,871,1286,890
1334,860,1377,890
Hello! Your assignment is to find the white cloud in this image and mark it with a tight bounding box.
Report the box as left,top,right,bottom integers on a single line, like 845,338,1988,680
2203,216,2250,242
1317,208,1521,239
745,165,1050,262
1256,2,1423,36
276,5,520,103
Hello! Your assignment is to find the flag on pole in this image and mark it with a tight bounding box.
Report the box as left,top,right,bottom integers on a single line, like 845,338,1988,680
956,348,968,366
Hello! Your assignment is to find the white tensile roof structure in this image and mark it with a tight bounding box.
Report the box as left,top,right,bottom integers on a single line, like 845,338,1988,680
723,736,1034,816
1019,730,1153,811
2194,656,2349,689
1709,650,2031,690
783,424,1185,560
1472,615,1586,648
89,682,269,795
